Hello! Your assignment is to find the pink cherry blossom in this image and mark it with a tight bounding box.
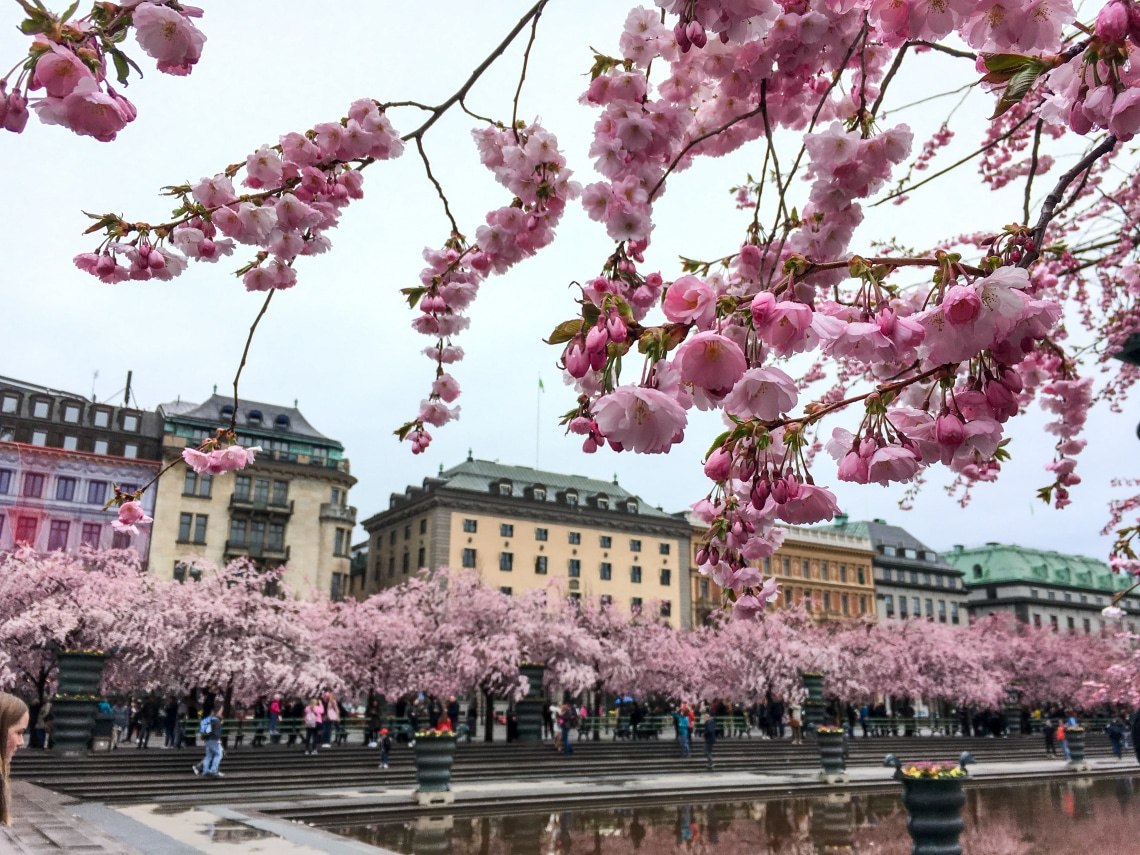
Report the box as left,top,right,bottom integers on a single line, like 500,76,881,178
592,386,687,454
722,367,798,421
132,2,206,75
662,274,717,328
112,500,153,535
674,331,747,400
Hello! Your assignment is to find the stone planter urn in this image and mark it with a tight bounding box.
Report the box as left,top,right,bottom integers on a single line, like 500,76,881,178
885,752,974,855
817,728,847,782
1065,727,1088,768
51,650,106,755
515,662,546,743
56,650,106,695
413,734,457,805
810,793,855,853
801,672,826,736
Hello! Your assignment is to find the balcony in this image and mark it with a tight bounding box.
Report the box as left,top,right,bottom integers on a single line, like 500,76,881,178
319,502,357,525
224,540,290,562
229,494,294,516
257,449,351,473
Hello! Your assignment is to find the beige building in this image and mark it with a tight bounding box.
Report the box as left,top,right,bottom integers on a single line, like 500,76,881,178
358,456,693,628
691,520,877,626
149,395,356,599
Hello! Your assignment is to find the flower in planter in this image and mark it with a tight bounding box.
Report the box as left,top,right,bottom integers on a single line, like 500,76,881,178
885,751,975,779
817,725,846,734
1064,725,1086,732
414,722,455,738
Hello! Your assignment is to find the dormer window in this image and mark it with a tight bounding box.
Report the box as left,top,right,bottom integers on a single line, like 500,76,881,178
625,499,639,514
533,487,546,501
248,409,263,425
597,497,609,509
494,480,512,496
564,491,578,507
221,405,235,419
275,414,290,428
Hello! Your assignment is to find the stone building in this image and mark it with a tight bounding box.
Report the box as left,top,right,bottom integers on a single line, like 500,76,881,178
0,376,160,559
829,516,969,625
689,519,877,626
148,394,356,599
942,542,1140,636
359,456,693,628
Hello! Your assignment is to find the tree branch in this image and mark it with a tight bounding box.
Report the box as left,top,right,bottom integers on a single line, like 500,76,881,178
416,137,460,235
511,0,547,141
232,290,275,433
1022,119,1044,226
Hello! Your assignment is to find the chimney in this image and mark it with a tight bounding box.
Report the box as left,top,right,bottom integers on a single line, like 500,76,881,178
834,512,849,526
953,544,964,552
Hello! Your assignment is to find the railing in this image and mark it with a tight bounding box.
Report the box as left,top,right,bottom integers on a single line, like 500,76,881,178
229,494,294,515
224,540,290,561
319,502,357,525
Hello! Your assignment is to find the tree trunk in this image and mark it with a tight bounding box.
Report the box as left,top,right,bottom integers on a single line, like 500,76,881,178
483,687,494,742
222,678,234,719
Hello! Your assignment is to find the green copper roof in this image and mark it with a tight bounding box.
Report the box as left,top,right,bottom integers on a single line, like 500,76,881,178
941,543,1130,593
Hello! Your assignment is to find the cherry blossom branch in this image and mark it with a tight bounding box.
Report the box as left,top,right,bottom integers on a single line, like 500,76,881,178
511,0,548,141
908,40,977,60
1020,134,1119,267
415,137,459,235
233,290,275,433
1022,119,1044,226
870,41,909,118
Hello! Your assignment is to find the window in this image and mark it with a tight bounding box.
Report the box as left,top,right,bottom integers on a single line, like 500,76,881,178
500,586,513,595
938,600,947,622
462,548,477,568
784,587,793,606
564,491,578,507
1033,613,1042,627
87,480,106,504
93,439,108,455
535,527,548,541
923,573,932,586
335,528,346,556
841,593,849,614
463,518,478,533
839,564,847,583
93,409,109,428
936,575,945,588
600,562,612,580
229,519,247,546
909,571,919,584
388,556,395,577
253,478,270,505
1047,591,1056,600
234,475,251,502
54,477,76,502
1063,592,1072,602
122,414,139,432
568,559,581,577
568,531,580,545
272,480,288,506
885,594,895,617
500,552,514,571
79,522,99,549
660,601,672,618
404,525,411,539
699,579,710,599
23,473,45,498
823,591,832,611
597,497,609,510
1079,594,1088,604
533,487,546,501
912,596,920,615
262,523,281,551
111,531,131,549
659,568,671,586
1066,616,1075,633
402,552,410,573
62,436,78,451
600,594,613,607
951,602,960,624
630,565,642,583
1083,618,1091,633
630,539,642,552
15,517,37,544
600,536,612,548
416,546,425,567
0,470,10,494
501,523,514,537
418,518,427,534
1030,588,1039,598
659,543,670,555
1050,615,1059,631
0,395,16,413
535,556,548,575
31,430,47,446
631,597,642,611
898,596,907,618
498,482,512,496
47,520,70,550
32,400,49,419
801,559,810,578
857,566,866,585
192,515,207,544
821,561,829,581
389,530,396,546
178,513,193,542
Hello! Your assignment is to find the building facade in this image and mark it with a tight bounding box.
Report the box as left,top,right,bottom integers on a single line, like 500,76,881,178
359,457,693,628
689,520,877,626
829,517,969,625
942,543,1140,636
0,376,160,559
148,394,356,599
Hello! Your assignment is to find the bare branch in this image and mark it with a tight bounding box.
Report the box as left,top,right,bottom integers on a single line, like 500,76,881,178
511,0,547,141
1022,119,1044,226
416,137,460,235
233,291,276,433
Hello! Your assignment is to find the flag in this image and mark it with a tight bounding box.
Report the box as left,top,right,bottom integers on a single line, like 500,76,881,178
538,376,545,392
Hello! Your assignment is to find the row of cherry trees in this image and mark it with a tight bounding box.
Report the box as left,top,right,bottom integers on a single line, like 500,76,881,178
0,548,1130,712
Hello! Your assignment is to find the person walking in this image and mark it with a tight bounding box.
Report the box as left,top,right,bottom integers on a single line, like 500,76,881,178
191,706,225,778
675,706,691,758
112,699,130,747
1,693,29,826
1057,720,1070,761
1044,718,1058,757
702,712,716,769
321,692,338,748
268,695,282,744
378,727,392,769
1131,709,1140,766
164,696,179,748
1107,715,1126,760
558,703,575,755
303,699,322,755
790,706,803,745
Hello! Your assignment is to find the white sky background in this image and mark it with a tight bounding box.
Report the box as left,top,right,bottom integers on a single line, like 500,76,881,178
0,1,1135,561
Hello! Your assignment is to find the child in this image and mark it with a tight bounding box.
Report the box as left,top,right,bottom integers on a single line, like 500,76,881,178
378,727,392,769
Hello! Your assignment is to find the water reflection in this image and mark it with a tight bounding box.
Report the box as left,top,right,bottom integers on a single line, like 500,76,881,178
330,777,1140,855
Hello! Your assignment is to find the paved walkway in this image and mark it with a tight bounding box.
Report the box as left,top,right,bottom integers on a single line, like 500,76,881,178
3,757,1137,854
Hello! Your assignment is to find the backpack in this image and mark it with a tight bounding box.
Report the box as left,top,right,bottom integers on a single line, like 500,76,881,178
199,717,211,735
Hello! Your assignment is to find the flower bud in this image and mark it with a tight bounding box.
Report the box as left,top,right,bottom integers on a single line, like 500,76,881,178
935,413,965,449
606,313,628,343
1098,0,1130,41
95,255,117,276
686,20,707,48
3,90,28,133
703,447,733,481
674,21,691,52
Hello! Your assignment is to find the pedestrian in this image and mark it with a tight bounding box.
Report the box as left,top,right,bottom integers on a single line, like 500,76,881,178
1057,720,1070,761
268,695,281,744
303,698,322,755
164,696,179,748
447,696,460,731
675,706,691,758
558,702,575,754
321,692,339,748
1044,718,1057,757
1131,709,1140,766
465,706,477,743
191,705,225,778
702,712,716,769
1107,715,1126,760
112,699,130,747
0,693,29,826
790,706,803,745
252,696,267,748
378,727,391,769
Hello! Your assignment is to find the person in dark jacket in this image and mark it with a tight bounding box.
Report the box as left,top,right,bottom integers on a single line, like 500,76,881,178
1131,710,1140,765
164,696,179,748
703,712,716,769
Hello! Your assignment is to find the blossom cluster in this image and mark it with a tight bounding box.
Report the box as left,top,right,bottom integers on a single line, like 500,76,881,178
2,1,205,141
397,123,578,453
899,762,968,780
74,99,403,289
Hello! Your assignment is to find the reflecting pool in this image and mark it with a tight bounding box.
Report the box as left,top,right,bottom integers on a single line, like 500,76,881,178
327,776,1140,855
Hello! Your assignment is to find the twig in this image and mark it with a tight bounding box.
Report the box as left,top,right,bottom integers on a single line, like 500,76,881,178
416,137,459,235
908,40,977,60
870,41,909,118
871,111,1037,207
232,290,276,433
1020,134,1118,268
511,0,547,141
1022,119,1044,225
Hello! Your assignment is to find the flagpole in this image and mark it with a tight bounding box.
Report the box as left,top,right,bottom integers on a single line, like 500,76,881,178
536,373,541,469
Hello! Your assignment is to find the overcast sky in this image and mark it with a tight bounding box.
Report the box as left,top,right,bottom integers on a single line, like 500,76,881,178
1,2,1134,561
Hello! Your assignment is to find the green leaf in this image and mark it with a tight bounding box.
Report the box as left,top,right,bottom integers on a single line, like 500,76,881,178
544,319,584,346
983,53,1032,74
60,0,79,22
400,286,426,309
111,49,130,86
704,430,731,461
991,60,1049,119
